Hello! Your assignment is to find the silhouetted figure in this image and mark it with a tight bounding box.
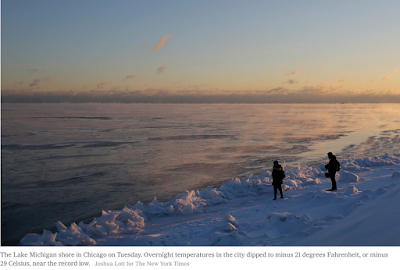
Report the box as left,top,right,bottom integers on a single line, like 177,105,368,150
325,152,340,191
272,160,285,200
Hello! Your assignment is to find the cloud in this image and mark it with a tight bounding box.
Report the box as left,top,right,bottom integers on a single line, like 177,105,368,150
300,60,304,65
186,83,206,90
266,87,289,95
383,68,398,81
43,77,52,83
287,79,299,84
97,82,106,89
153,34,172,53
286,69,302,76
29,79,40,87
124,75,135,79
157,64,167,75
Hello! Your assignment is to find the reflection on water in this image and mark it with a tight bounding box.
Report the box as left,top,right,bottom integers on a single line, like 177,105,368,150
1,103,400,245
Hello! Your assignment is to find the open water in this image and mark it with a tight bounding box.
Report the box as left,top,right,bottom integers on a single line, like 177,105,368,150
2,103,400,245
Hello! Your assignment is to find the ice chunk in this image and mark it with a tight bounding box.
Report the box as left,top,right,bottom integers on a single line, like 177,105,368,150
338,170,359,182
344,185,360,195
209,231,243,245
20,230,62,246
223,214,239,227
391,171,400,178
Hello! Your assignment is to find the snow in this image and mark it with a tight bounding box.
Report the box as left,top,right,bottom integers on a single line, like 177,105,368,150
20,153,400,246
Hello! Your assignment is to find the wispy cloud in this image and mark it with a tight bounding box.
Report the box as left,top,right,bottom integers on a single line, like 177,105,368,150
153,34,172,53
266,87,289,95
286,69,302,76
338,76,350,83
29,79,40,87
382,68,398,81
309,64,324,72
286,79,298,84
157,64,167,75
124,75,135,79
186,83,206,90
97,82,106,89
27,69,37,75
299,82,343,95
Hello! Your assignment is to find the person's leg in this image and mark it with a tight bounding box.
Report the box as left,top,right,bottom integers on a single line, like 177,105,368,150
330,174,337,190
332,176,337,190
278,185,283,198
273,185,277,199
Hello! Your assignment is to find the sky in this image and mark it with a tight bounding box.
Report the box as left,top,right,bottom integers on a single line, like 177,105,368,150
1,0,400,103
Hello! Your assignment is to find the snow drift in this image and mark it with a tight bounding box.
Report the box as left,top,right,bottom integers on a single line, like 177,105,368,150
20,154,400,246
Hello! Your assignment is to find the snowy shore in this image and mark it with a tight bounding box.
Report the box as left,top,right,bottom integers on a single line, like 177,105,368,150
20,153,400,246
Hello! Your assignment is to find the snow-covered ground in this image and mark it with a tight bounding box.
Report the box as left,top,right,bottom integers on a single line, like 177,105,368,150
20,153,400,246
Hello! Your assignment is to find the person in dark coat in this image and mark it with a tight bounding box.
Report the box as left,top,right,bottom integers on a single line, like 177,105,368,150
272,160,285,200
325,152,340,191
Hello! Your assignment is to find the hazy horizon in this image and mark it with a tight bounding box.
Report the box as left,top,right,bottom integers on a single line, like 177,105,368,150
2,89,400,103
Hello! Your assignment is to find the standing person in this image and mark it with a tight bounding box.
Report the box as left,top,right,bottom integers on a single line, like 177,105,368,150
272,160,285,200
325,152,340,191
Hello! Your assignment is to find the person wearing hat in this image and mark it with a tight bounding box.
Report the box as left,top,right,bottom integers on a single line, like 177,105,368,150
325,152,340,191
272,160,285,200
